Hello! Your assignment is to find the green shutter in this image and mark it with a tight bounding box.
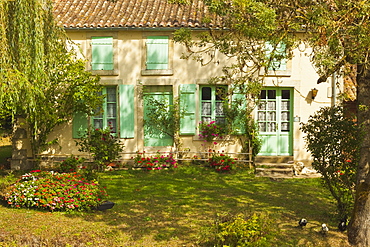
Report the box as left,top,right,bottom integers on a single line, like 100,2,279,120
231,88,247,134
92,37,114,70
146,36,169,70
72,112,88,138
179,84,197,135
119,85,135,138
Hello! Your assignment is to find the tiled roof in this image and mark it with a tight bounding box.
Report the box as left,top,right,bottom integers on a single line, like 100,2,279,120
53,0,222,29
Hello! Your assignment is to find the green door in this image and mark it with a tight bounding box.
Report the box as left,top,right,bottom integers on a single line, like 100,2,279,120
257,88,293,156
143,86,174,147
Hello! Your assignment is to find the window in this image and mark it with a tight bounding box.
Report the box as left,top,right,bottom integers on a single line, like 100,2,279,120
93,87,117,133
72,85,135,139
142,36,172,75
91,37,114,70
266,42,287,71
200,86,227,124
146,36,168,69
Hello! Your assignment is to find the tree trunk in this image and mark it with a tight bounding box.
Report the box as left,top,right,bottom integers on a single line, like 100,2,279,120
348,66,370,246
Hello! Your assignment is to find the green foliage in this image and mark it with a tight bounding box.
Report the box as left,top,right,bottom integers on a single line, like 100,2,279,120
200,212,276,247
131,151,178,170
76,127,124,170
0,0,103,157
58,155,85,173
300,106,361,219
208,151,236,172
3,170,107,212
144,95,184,150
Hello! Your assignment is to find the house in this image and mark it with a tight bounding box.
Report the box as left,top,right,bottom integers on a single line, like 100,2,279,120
11,0,341,169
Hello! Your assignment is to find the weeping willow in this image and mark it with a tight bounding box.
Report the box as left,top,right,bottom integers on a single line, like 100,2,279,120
0,0,102,158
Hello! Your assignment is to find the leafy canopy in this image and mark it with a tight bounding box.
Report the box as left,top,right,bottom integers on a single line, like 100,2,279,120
0,0,103,155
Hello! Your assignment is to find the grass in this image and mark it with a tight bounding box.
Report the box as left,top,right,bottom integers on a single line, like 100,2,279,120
0,164,351,246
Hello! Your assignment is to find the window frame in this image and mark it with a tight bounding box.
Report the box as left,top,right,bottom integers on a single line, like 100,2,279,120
263,42,291,77
199,85,227,125
141,35,173,76
87,33,119,76
92,86,118,134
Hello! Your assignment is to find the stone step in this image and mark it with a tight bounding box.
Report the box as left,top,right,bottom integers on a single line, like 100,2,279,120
255,156,293,164
255,162,294,178
255,163,294,169
255,167,294,177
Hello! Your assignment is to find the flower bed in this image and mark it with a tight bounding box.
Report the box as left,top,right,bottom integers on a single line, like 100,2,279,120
3,170,107,211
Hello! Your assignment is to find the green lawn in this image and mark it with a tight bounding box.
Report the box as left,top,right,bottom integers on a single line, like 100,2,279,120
0,165,350,246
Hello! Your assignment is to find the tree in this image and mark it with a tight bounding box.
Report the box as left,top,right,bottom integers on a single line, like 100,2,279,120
172,0,370,245
301,106,361,220
0,0,103,157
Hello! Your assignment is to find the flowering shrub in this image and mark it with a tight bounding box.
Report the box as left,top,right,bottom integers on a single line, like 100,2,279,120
58,155,85,173
198,121,225,142
76,127,123,171
208,151,236,172
300,106,361,219
132,151,178,170
3,170,107,211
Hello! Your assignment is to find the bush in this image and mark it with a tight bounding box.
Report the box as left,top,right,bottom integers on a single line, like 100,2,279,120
76,127,124,171
132,151,178,170
208,151,237,172
199,212,277,247
3,170,107,211
58,155,85,173
300,106,361,219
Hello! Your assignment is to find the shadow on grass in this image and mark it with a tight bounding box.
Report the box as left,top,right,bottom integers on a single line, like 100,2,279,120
60,166,346,246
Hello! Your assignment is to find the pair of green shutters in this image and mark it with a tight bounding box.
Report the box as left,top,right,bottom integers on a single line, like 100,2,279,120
91,36,169,70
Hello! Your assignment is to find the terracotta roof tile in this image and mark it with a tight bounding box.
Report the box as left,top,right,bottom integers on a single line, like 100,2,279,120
53,0,222,29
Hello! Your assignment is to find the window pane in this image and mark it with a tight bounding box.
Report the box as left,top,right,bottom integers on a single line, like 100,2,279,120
202,102,211,116
216,117,225,125
93,119,103,129
281,111,289,121
281,101,289,110
267,111,276,121
202,87,211,100
282,90,290,99
216,102,224,116
258,111,266,121
260,90,266,99
216,87,226,100
281,122,289,132
106,87,117,102
268,122,276,132
107,103,116,118
108,119,116,133
258,102,266,110
268,90,276,99
202,116,212,123
267,101,276,110
258,122,266,132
